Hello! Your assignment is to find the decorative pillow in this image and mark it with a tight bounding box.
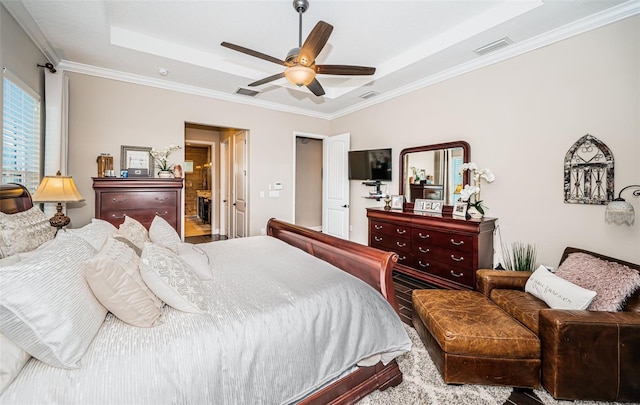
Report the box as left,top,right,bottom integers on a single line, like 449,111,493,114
117,216,150,251
149,215,181,253
85,238,163,327
0,254,20,268
555,252,640,311
0,232,107,369
67,218,118,250
112,235,142,256
177,243,213,280
525,265,597,310
0,206,56,257
0,332,31,395
140,242,207,313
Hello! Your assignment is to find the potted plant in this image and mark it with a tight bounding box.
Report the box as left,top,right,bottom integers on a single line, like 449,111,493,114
150,145,182,178
501,242,538,271
459,162,495,218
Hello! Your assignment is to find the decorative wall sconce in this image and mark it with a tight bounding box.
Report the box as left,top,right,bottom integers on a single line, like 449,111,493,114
605,185,640,226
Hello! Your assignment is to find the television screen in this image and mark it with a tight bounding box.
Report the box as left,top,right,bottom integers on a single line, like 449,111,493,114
348,148,392,181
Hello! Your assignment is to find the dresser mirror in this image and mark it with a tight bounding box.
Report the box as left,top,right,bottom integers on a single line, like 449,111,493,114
399,141,470,207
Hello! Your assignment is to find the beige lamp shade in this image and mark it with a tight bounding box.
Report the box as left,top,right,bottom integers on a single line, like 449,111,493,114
32,172,85,203
285,65,315,86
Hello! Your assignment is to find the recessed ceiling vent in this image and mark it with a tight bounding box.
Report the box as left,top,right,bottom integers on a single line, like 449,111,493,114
474,37,513,56
359,91,379,99
235,88,260,97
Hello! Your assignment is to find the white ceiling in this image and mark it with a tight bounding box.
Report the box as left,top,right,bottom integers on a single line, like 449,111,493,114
3,0,638,119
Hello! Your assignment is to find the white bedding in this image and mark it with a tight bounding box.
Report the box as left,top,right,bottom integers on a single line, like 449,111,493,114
0,235,411,404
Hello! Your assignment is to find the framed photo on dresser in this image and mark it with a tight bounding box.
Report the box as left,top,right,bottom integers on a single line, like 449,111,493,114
453,200,468,218
121,145,153,176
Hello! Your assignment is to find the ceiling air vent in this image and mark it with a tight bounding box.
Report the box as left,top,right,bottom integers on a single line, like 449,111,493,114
474,37,513,56
235,88,260,97
359,91,379,100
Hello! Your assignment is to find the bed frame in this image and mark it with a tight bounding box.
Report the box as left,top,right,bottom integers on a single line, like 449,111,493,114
0,184,404,404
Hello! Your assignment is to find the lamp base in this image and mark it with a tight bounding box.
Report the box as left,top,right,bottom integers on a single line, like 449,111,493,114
49,203,70,229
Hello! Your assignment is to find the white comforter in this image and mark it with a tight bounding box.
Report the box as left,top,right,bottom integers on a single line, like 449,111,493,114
1,236,411,404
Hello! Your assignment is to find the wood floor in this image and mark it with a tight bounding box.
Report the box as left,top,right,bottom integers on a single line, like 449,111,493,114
186,237,545,405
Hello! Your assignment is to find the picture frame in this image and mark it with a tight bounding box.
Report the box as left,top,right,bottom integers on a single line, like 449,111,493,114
453,200,468,218
120,145,153,176
425,200,444,213
413,198,431,212
184,160,194,173
390,195,404,210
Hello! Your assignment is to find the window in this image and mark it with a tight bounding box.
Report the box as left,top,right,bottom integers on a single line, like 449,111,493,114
2,71,41,192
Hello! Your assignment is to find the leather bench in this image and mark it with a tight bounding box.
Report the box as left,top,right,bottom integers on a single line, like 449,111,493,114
412,289,541,388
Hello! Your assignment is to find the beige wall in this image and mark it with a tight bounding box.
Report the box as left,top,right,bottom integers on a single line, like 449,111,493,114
331,15,640,266
66,73,331,236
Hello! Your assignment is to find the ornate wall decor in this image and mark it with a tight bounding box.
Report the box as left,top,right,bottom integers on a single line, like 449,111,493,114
564,134,614,204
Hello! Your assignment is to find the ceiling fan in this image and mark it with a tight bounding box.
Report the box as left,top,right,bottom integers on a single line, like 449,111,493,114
221,0,376,97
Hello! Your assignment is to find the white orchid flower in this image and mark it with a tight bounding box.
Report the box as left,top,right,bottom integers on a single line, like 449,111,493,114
460,184,479,201
480,169,495,183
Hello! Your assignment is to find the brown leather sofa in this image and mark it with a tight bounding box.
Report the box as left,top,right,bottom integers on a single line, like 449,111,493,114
477,247,640,402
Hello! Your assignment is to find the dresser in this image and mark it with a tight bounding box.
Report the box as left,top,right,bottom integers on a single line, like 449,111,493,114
367,207,496,323
93,178,184,235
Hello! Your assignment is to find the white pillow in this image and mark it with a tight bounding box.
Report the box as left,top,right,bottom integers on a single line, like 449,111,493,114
140,243,207,313
67,218,119,250
0,332,31,395
149,215,181,253
525,265,597,310
0,206,56,257
0,254,20,268
85,238,163,327
117,216,150,250
177,243,213,280
0,232,107,369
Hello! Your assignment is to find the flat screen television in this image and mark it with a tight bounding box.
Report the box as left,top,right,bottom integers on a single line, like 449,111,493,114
348,148,392,181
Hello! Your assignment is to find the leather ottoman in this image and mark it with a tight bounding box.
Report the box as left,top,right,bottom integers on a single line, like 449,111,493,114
412,290,541,388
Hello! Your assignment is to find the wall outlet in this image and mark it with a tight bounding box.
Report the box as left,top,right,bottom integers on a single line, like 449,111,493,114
269,190,279,198
274,182,283,190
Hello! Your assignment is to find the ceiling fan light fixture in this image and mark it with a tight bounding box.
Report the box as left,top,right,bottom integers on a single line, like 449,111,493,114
285,65,315,86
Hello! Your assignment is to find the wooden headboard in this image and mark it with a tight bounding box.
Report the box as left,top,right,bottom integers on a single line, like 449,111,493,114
0,183,33,214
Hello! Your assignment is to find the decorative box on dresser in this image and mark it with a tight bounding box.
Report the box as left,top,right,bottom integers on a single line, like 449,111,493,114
367,207,496,325
93,178,184,236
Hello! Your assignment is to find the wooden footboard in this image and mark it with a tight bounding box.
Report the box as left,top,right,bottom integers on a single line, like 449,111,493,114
267,218,399,312
267,218,403,404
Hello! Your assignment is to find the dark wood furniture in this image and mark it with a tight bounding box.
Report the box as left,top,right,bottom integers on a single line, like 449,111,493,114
0,183,33,213
92,178,183,235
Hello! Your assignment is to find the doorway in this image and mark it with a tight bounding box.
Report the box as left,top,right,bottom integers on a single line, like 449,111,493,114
183,123,248,241
295,136,323,230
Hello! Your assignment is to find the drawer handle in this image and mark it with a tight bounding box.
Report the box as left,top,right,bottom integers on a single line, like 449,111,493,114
155,197,168,202
418,260,430,268
450,270,464,278
110,213,125,219
419,247,430,253
374,236,383,242
398,255,406,261
396,242,406,248
451,255,464,262
155,211,169,217
418,232,429,239
112,197,127,203
396,229,406,234
450,239,464,246
374,224,383,230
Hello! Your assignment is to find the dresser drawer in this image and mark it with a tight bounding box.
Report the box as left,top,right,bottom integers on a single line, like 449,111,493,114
370,220,411,238
414,247,474,270
411,257,474,287
102,209,177,230
370,232,411,253
101,191,176,210
412,228,473,254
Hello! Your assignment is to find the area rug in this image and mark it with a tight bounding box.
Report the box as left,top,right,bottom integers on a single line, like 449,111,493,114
358,324,628,405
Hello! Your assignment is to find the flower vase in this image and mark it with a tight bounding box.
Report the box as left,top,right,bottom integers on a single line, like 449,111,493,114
158,170,173,178
467,206,483,219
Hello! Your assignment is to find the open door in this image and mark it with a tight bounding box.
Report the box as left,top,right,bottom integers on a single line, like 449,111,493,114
232,131,248,238
322,133,350,239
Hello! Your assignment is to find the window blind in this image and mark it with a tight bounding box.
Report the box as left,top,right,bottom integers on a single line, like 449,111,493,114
2,72,41,192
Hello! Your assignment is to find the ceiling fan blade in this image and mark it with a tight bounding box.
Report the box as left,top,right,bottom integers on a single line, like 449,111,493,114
221,42,286,66
248,72,286,87
298,21,333,66
315,65,376,76
306,78,325,96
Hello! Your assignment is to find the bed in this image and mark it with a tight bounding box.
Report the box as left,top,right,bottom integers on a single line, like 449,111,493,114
0,183,411,404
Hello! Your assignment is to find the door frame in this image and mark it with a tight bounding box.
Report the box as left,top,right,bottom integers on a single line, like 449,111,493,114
231,130,249,238
292,131,327,227
219,138,230,238
183,139,216,235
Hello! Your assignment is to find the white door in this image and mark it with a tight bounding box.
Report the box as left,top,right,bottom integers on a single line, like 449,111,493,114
219,139,230,237
322,133,350,239
232,131,248,238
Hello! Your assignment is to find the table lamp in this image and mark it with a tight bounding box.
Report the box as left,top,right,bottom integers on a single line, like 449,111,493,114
32,171,85,230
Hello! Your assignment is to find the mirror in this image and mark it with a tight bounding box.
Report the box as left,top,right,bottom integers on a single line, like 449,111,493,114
399,141,470,207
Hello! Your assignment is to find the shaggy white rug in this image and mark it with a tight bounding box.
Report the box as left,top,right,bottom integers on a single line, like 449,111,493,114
358,324,628,405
